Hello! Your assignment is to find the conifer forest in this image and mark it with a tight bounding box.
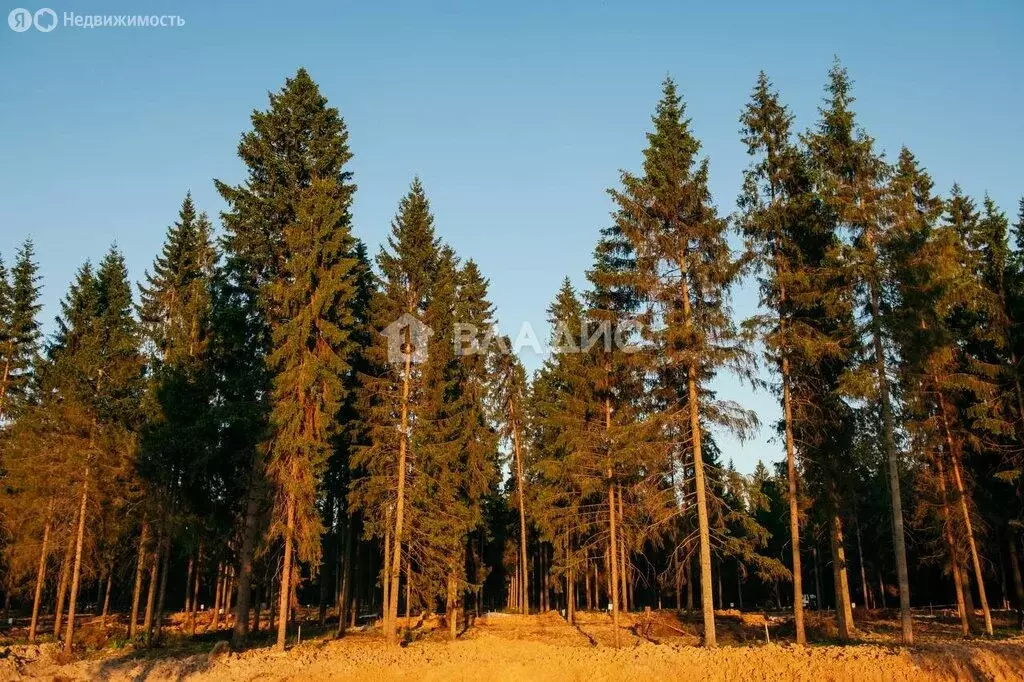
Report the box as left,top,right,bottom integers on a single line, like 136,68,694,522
2,56,1024,679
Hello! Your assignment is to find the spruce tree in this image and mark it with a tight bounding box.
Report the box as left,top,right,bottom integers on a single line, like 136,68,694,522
610,78,752,647
738,72,818,643
42,246,143,652
0,240,42,423
267,176,358,649
352,179,441,643
215,68,355,646
136,194,218,644
803,60,890,641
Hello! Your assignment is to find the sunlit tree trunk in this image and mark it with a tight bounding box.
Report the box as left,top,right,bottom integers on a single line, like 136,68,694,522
129,522,149,639
446,573,457,639
681,263,717,648
935,449,970,634
143,536,161,642
511,409,529,615
276,490,296,651
604,399,622,647
28,505,52,643
828,510,855,641
780,349,806,643
618,485,628,613
63,467,89,653
937,391,993,636
53,531,73,639
867,273,913,643
386,332,413,644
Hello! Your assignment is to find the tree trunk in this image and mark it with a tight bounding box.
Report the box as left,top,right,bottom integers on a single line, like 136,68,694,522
868,277,913,644
382,511,392,630
512,412,529,616
604,398,622,648
812,546,822,611
101,570,112,627
855,519,870,610
253,582,262,633
0,357,11,425
277,491,296,651
211,563,224,631
828,510,855,641
232,455,262,647
584,558,592,611
184,555,194,616
153,534,171,643
53,529,74,639
674,555,682,611
446,573,457,640
224,565,235,624
319,492,335,628
780,353,807,644
268,571,277,633
385,333,414,644
607,478,621,648
938,392,994,636
129,522,149,639
686,556,694,612
716,561,723,610
189,546,201,636
737,565,744,611
29,506,52,643
143,537,161,643
64,467,89,653
687,374,717,647
1007,532,1024,626
618,485,628,613
935,450,971,634
567,564,576,623
404,557,412,626
337,516,355,637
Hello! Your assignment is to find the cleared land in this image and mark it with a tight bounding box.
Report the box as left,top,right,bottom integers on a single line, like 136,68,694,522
2,608,1023,681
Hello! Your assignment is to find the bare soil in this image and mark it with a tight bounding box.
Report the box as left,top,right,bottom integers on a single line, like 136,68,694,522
3,608,1023,681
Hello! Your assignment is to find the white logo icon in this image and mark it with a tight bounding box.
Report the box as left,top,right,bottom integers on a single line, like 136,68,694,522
8,7,32,31
33,7,56,31
7,7,56,31
382,313,433,365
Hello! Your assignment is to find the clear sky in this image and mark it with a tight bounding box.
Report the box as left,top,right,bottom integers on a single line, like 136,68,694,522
2,0,1021,473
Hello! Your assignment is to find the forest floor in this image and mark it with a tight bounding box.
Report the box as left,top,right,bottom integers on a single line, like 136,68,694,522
2,607,1023,681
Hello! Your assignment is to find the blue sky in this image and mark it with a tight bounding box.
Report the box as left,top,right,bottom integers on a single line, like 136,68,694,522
1,1,1021,473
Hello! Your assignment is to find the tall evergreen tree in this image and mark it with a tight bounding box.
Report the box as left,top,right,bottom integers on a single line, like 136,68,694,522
351,179,441,643
738,72,822,643
136,194,218,644
610,78,753,647
803,60,890,641
267,176,358,649
215,68,356,646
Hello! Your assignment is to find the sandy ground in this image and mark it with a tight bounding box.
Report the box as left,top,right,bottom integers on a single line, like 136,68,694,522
3,609,1023,681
